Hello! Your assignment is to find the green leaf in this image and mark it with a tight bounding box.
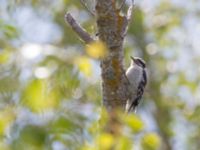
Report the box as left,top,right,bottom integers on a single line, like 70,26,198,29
11,125,48,150
21,79,59,113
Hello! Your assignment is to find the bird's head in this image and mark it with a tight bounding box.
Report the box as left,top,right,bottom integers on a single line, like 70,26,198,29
130,56,146,68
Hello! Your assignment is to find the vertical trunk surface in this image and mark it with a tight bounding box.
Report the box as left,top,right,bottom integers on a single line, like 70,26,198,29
95,0,129,112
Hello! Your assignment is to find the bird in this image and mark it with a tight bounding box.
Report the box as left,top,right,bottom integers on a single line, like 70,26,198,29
126,56,147,113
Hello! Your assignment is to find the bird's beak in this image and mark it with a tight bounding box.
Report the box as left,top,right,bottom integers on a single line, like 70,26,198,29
130,56,135,61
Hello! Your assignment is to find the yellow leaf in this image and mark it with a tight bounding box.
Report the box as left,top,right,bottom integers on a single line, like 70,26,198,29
124,114,144,133
142,133,161,150
75,56,92,77
96,133,114,150
86,41,107,59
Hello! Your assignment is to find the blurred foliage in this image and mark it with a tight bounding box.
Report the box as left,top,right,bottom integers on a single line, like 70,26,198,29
141,133,161,150
0,106,16,135
75,56,93,77
123,114,144,133
21,79,60,112
0,0,200,150
86,41,108,59
11,125,48,150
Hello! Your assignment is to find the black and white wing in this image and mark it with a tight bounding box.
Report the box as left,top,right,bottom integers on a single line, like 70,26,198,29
128,69,147,112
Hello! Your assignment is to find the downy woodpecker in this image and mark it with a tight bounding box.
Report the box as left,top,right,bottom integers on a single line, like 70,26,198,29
126,56,147,113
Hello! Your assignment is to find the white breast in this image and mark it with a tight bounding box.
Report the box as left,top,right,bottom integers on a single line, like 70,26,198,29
126,65,143,93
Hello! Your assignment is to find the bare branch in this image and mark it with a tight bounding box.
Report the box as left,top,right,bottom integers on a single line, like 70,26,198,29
119,0,126,11
80,0,95,16
127,0,135,20
65,13,94,44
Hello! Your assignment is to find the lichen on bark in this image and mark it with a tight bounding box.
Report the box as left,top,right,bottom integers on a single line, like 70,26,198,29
95,0,130,112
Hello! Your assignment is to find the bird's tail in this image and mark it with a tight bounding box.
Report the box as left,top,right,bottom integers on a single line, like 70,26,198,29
127,97,140,113
128,104,137,113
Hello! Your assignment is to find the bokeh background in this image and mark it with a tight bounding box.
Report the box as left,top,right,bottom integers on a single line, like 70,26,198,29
0,0,200,150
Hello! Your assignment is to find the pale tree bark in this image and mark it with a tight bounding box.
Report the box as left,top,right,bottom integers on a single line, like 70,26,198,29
65,0,134,113
65,13,94,44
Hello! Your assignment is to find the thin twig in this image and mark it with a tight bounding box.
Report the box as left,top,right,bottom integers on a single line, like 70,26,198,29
80,0,95,16
65,13,94,44
119,0,126,11
127,0,135,20
121,0,134,37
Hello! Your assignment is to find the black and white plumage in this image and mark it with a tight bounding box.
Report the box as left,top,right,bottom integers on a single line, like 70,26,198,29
126,56,147,113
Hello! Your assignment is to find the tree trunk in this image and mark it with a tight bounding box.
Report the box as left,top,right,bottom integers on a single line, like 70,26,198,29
95,0,130,112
